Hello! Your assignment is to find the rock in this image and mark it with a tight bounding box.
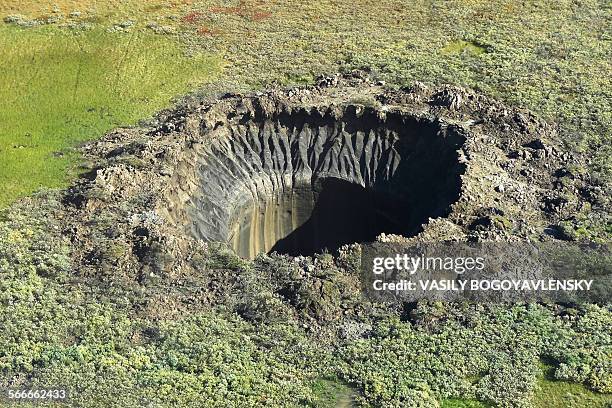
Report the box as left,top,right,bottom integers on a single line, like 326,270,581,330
524,138,546,150
3,15,24,24
431,89,464,109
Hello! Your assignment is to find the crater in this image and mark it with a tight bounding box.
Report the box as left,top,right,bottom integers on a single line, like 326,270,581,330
178,103,466,259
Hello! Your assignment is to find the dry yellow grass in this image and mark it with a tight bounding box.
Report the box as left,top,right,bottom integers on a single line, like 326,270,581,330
0,0,194,20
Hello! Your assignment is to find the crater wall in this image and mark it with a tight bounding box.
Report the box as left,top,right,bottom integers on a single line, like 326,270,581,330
173,104,466,258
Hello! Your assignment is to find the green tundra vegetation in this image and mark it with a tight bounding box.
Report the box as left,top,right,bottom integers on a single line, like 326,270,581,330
0,196,610,407
0,24,221,207
0,0,610,407
533,364,612,408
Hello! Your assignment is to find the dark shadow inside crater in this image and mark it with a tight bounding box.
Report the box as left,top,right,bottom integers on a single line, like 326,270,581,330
269,178,413,257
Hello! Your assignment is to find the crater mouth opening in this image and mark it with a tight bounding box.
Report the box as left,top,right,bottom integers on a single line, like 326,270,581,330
230,177,413,258
181,104,466,259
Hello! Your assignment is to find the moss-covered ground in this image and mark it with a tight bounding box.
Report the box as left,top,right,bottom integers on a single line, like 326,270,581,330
533,364,612,408
0,24,221,207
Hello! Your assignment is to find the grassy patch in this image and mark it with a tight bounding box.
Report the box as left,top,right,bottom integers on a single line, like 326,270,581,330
0,200,328,406
533,364,612,408
311,377,356,407
441,40,487,56
0,24,221,207
441,398,490,408
0,0,177,19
